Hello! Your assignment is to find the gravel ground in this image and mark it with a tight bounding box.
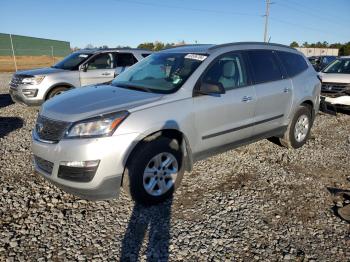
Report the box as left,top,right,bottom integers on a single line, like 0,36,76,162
0,72,349,261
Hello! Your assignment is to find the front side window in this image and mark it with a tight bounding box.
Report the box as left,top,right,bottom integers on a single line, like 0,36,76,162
202,53,248,91
248,50,284,84
87,53,114,70
277,51,308,77
115,53,137,67
112,52,206,94
52,53,92,70
323,59,350,74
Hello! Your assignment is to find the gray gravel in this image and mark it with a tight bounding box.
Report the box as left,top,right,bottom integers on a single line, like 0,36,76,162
0,72,349,261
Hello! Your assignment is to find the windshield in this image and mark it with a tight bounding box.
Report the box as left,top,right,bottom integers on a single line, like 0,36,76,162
52,53,92,70
323,58,350,74
112,52,207,94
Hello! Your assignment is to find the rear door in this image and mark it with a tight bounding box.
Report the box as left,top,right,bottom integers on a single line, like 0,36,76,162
193,52,257,155
246,50,293,135
80,52,115,86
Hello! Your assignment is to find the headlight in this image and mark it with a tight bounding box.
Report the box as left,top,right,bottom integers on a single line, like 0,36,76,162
22,76,45,85
65,111,129,138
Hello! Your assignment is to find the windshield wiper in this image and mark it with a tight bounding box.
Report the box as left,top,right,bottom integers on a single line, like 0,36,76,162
114,83,153,93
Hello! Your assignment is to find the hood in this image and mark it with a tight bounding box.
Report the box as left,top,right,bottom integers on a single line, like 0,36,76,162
16,67,65,76
319,72,350,84
41,84,163,122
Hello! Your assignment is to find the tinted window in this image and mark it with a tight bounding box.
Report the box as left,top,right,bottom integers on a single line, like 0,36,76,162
202,53,248,91
277,51,308,77
323,59,350,74
87,53,114,70
142,53,151,58
115,53,138,67
248,50,283,84
52,53,92,70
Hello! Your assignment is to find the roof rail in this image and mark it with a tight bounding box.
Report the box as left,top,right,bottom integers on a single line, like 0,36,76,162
209,42,295,51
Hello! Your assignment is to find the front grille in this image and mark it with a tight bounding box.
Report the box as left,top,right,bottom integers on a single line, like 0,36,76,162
9,74,30,89
321,82,350,93
35,115,71,142
34,156,54,174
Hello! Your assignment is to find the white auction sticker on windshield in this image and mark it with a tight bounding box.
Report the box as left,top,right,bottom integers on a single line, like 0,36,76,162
185,54,207,61
79,54,89,58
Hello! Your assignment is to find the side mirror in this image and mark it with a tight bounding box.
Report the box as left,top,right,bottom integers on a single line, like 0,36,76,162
80,64,87,72
196,81,225,96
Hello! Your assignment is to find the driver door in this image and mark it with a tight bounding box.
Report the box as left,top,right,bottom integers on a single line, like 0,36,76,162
80,52,116,86
193,52,256,155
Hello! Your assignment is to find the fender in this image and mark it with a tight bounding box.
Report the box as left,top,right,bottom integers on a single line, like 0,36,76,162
44,82,75,100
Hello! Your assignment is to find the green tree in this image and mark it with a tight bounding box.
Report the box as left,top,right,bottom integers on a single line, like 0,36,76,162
137,42,155,50
290,41,299,48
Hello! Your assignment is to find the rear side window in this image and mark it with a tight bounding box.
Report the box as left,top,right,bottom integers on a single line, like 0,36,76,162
277,51,308,77
247,50,284,84
115,53,138,67
142,53,151,58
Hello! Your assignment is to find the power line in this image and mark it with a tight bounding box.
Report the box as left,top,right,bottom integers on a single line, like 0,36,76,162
113,0,260,17
278,0,350,23
277,1,350,28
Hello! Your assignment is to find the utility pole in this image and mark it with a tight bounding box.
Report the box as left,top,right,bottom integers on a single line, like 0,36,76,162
263,0,271,43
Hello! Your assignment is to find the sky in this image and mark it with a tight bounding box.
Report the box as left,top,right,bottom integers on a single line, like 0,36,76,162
1,0,349,48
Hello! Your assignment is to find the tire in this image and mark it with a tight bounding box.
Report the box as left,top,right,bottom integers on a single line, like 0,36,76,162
46,86,69,100
122,136,184,206
279,105,312,149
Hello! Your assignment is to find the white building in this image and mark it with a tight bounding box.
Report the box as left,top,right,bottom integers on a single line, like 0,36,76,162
296,47,339,57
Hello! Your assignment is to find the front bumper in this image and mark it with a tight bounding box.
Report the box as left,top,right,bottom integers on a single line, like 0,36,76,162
9,87,44,106
322,95,350,107
32,132,140,200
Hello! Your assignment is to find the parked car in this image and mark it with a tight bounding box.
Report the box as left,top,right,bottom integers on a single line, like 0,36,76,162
308,55,337,72
9,48,152,106
32,42,320,205
319,56,350,110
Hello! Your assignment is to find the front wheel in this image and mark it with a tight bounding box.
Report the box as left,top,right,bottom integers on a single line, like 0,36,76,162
279,105,312,149
122,137,184,205
46,86,69,100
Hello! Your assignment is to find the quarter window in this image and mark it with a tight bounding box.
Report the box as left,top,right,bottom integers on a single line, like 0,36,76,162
115,53,138,67
248,50,283,84
277,51,308,77
202,53,248,91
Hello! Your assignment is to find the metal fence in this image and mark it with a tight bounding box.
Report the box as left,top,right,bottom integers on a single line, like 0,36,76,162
0,48,70,72
0,33,71,72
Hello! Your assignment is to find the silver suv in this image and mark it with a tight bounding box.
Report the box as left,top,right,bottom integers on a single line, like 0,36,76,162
9,48,152,106
32,42,321,205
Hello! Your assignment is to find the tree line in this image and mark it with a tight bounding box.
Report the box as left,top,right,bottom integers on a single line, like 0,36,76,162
290,41,350,56
78,41,350,56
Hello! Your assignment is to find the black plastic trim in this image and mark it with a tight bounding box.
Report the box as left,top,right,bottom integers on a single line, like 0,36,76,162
195,126,287,162
202,114,284,140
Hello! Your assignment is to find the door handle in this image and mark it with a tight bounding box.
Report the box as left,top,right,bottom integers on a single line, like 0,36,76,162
283,87,290,93
101,72,112,76
242,96,253,102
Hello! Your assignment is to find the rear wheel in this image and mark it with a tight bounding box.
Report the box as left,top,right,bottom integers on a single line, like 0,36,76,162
46,86,69,100
279,105,312,149
122,137,184,205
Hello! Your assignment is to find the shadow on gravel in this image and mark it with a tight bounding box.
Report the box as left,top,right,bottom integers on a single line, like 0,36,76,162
0,117,24,138
120,199,172,261
0,94,14,109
